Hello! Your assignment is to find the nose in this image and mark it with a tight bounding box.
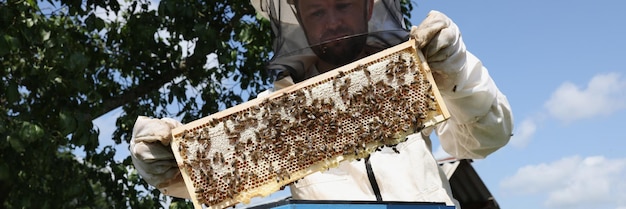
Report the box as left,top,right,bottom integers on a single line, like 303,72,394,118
324,10,342,30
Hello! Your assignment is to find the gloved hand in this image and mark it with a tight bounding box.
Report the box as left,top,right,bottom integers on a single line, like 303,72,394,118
410,10,467,92
130,116,190,198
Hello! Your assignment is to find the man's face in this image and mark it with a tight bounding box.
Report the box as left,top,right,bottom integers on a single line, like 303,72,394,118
296,0,371,66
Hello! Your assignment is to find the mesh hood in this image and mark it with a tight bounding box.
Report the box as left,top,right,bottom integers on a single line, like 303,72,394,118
252,0,410,87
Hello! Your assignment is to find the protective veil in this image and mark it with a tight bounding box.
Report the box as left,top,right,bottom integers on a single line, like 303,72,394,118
251,0,410,87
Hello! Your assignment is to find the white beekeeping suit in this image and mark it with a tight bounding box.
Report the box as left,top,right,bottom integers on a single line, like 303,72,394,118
129,0,514,208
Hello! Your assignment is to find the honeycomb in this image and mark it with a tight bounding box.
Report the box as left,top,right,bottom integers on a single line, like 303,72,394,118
170,39,450,209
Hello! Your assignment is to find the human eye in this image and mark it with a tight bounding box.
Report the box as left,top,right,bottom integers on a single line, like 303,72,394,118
307,9,325,18
313,10,324,17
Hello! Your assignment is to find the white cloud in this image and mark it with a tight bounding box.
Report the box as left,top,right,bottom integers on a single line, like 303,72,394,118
500,155,626,209
544,73,626,124
509,117,537,148
511,72,626,149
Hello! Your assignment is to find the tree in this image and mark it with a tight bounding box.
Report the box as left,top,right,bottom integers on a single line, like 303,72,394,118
0,0,413,208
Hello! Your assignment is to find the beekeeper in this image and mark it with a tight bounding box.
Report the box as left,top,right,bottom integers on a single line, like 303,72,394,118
129,0,514,208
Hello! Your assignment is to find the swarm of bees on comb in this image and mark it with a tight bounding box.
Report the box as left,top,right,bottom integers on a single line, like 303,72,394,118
170,39,450,209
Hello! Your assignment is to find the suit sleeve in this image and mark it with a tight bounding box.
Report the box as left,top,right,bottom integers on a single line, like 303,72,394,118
435,51,514,159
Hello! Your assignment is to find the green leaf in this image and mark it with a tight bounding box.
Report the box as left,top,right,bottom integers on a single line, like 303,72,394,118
59,112,78,135
25,18,35,27
0,162,9,181
7,136,25,153
72,126,89,147
68,52,89,70
85,13,106,31
41,30,51,42
6,81,20,104
20,121,44,141
0,34,20,56
26,0,37,7
109,0,121,13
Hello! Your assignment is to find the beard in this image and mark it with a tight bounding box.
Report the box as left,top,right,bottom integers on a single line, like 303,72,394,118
311,31,367,67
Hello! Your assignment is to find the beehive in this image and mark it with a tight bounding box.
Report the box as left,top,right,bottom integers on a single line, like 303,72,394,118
171,39,450,209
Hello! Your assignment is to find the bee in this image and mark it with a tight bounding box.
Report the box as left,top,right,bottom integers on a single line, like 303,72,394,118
374,80,387,91
178,141,187,153
278,92,288,104
233,123,246,132
208,118,219,127
320,100,334,113
228,133,240,145
428,103,439,112
395,67,405,77
413,75,423,84
363,67,371,81
249,105,261,115
338,70,347,78
283,170,291,181
425,83,433,92
200,127,211,138
195,149,203,159
250,151,260,164
387,61,402,77
225,190,234,200
339,85,350,102
186,130,196,140
196,195,205,203
212,152,220,165
333,77,340,91
385,69,395,81
267,99,280,111
392,146,400,154
248,116,259,127
428,93,436,101
344,77,351,88
219,152,226,165
223,122,232,135
400,124,411,132
397,75,406,85
294,89,305,99
234,140,247,153
304,87,313,97
361,84,373,94
408,57,416,71
260,107,271,118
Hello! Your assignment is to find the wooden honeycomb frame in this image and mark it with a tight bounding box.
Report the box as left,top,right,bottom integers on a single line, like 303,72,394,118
171,39,450,209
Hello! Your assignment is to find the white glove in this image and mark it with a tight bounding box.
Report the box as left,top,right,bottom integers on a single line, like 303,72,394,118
130,116,190,198
411,10,466,92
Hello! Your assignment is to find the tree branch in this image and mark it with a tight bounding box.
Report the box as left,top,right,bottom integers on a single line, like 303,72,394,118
93,63,187,120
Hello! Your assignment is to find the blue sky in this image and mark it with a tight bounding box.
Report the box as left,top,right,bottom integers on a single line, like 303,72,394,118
411,1,626,209
91,1,626,208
